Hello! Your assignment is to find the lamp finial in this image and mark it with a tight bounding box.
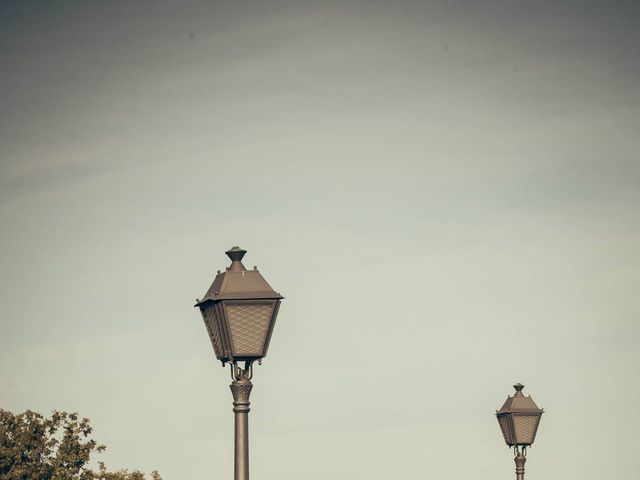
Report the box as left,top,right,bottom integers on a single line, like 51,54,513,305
226,246,247,271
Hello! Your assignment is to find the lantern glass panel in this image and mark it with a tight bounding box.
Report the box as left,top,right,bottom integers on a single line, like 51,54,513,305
224,302,275,357
497,415,513,445
200,303,224,359
513,414,540,445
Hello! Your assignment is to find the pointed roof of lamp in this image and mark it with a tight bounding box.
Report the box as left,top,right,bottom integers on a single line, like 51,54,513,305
497,383,543,414
195,246,283,306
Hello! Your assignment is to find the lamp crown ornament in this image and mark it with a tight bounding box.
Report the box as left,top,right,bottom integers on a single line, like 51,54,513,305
226,246,248,271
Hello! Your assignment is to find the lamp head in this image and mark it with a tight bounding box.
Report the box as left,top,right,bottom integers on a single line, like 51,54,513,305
195,247,283,364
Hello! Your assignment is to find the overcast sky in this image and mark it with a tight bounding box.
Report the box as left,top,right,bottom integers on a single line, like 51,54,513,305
1,1,639,479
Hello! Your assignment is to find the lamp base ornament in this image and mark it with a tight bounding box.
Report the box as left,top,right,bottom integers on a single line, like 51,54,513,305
514,446,526,480
230,362,254,480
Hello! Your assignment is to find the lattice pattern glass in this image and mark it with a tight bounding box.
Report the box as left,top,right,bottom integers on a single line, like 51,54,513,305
201,305,224,359
513,415,540,445
497,415,512,445
225,303,274,357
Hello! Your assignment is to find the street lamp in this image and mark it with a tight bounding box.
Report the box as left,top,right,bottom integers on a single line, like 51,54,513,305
195,246,283,480
496,383,544,480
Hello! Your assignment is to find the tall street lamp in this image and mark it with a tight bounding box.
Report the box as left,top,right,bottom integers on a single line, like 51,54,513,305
195,246,283,480
496,383,544,480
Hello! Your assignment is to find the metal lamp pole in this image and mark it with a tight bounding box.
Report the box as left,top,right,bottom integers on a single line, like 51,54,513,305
496,383,544,480
230,363,253,480
195,247,283,480
514,446,526,480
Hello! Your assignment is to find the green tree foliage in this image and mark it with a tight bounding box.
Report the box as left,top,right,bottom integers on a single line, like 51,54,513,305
0,409,161,480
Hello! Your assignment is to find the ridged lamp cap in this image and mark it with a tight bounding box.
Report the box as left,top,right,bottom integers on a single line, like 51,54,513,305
195,246,283,305
497,383,543,414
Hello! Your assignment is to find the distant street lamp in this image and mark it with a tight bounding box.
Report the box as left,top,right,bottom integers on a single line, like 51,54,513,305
195,246,283,480
496,383,544,480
